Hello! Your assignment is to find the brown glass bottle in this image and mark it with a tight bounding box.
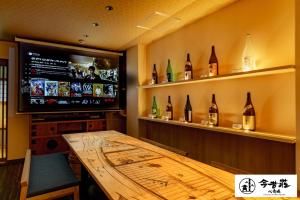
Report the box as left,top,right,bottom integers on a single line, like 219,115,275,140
208,45,218,77
208,94,219,126
184,53,193,80
184,95,192,122
166,96,173,120
152,64,158,84
242,92,256,131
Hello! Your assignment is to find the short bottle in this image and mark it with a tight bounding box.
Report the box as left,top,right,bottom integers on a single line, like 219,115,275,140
165,96,173,120
242,33,256,71
166,59,173,82
184,95,192,122
208,45,219,77
151,64,158,84
208,94,219,126
184,53,193,80
152,96,158,118
242,92,256,131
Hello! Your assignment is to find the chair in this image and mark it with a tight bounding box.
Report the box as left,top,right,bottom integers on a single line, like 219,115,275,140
20,149,79,200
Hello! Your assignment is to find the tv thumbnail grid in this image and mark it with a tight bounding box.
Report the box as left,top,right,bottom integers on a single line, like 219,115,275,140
29,78,116,105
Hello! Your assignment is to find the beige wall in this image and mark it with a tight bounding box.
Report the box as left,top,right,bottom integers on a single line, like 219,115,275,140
126,46,139,137
143,0,295,136
0,41,29,160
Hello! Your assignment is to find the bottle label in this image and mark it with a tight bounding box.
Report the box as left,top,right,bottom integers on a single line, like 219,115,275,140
166,111,172,119
208,63,218,76
242,115,255,130
152,108,157,116
188,111,192,122
151,77,156,84
208,113,218,126
184,71,192,80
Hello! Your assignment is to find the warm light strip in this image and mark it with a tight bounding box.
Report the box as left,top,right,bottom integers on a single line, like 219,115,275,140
140,65,295,89
136,25,152,30
15,37,123,56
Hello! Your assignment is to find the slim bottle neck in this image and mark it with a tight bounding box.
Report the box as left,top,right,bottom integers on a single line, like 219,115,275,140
246,93,252,105
212,94,216,104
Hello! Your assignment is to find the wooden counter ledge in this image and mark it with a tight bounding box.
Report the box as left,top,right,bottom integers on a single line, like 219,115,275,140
139,117,296,144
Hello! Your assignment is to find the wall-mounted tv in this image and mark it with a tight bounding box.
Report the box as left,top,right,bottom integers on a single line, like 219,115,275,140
18,41,125,113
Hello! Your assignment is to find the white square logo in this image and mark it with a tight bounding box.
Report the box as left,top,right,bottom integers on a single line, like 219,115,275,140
235,175,297,197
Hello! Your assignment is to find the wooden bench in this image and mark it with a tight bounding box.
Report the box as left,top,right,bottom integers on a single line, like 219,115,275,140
20,149,79,200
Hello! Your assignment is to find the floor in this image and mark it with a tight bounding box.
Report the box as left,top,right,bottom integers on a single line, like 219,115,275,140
0,160,23,200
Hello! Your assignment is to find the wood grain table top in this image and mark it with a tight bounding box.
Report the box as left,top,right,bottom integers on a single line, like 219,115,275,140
63,131,298,200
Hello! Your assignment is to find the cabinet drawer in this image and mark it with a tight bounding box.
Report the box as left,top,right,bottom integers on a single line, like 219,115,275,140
31,123,57,136
87,120,106,131
57,122,85,133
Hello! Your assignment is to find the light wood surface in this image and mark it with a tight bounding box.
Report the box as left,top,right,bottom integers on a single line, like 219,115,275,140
63,131,298,200
20,149,31,200
139,117,296,144
139,65,295,89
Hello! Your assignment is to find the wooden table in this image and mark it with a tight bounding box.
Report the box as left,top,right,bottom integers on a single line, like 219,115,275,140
63,131,298,200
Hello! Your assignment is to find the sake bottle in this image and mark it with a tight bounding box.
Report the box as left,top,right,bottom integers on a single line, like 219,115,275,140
242,92,256,131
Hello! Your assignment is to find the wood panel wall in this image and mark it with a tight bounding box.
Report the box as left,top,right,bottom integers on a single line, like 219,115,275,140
139,119,295,174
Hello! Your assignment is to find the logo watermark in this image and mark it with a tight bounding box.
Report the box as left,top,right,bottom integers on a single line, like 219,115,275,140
235,175,297,197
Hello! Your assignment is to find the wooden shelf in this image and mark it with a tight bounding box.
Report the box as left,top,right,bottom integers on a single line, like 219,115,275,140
139,65,295,89
138,116,296,144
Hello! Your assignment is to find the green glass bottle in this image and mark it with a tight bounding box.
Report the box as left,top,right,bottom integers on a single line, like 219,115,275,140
152,96,158,118
166,59,173,82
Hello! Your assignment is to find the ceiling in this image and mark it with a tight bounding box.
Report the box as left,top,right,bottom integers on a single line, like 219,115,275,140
0,0,237,51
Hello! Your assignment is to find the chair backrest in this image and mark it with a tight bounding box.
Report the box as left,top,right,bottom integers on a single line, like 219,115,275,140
20,149,31,200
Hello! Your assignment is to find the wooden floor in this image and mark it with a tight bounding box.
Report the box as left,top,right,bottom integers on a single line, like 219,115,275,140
0,160,23,200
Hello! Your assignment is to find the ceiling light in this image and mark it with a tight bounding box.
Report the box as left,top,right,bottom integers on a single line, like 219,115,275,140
92,22,99,27
136,25,152,30
105,5,113,11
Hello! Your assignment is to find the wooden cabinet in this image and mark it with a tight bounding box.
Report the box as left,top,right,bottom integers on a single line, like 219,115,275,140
30,116,107,155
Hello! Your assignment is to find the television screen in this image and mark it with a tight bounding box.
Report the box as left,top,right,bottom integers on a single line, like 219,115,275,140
18,42,124,113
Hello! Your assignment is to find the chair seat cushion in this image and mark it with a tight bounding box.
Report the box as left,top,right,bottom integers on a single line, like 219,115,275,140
27,153,79,197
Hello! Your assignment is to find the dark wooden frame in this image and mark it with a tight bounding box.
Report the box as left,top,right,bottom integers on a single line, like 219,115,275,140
0,59,8,163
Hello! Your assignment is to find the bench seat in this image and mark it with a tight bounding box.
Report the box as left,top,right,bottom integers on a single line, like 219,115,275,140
27,153,79,197
20,150,79,200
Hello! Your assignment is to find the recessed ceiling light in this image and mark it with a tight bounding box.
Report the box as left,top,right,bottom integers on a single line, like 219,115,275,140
105,5,113,11
92,22,99,27
78,39,84,44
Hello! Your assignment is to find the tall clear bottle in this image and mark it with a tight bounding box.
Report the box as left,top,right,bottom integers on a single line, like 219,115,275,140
242,92,256,131
242,33,256,71
166,59,173,82
208,94,219,126
208,45,218,77
184,95,192,122
152,96,158,118
166,96,173,120
151,64,158,84
184,53,193,80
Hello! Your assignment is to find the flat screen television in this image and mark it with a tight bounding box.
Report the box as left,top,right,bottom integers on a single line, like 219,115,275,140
18,42,125,113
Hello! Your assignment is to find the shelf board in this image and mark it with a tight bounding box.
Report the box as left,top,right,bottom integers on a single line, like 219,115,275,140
139,65,295,89
138,116,296,144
